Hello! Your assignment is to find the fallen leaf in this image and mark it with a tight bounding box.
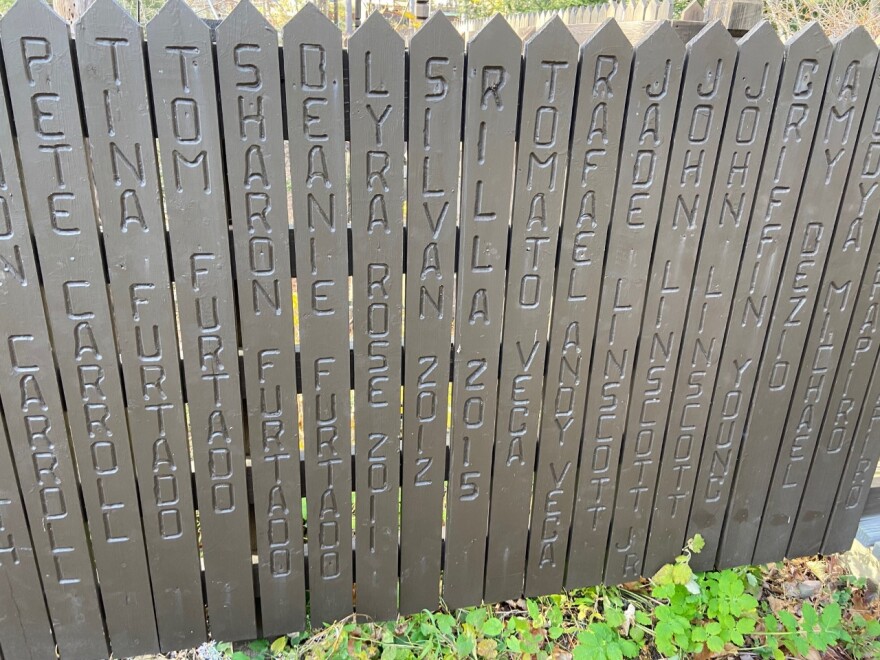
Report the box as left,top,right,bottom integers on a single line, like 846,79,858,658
621,602,636,635
807,559,828,581
693,646,713,660
551,647,572,660
476,638,498,659
784,580,822,599
799,580,823,599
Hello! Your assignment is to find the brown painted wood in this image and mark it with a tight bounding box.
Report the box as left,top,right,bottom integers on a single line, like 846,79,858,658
681,0,704,21
567,21,702,45
0,33,107,660
738,29,878,567
823,347,880,554
146,0,257,640
566,21,685,590
484,16,578,605
399,11,463,616
444,15,520,610
283,3,355,626
525,19,632,598
685,23,833,573
704,0,764,34
643,21,783,577
605,21,737,585
0,8,876,650
0,407,55,660
75,0,207,649
216,0,307,636
789,60,880,556
1,0,159,654
349,12,405,621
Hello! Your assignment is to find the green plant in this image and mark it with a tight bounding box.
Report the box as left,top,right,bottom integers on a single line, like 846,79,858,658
760,602,843,658
757,600,880,659
650,535,761,657
207,535,879,660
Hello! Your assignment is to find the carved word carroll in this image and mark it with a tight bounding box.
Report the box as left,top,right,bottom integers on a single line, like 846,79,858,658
3,9,880,657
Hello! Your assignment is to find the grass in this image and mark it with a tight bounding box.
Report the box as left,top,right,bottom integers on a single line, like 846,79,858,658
762,0,880,40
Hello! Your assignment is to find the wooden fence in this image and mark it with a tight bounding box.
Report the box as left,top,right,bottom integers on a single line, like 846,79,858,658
0,0,879,658
455,0,764,42
455,0,675,36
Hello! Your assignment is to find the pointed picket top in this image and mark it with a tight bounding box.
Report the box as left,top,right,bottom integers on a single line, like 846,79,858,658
650,0,665,19
831,24,878,62
681,0,703,21
687,20,736,61
625,0,640,21
468,13,519,49
824,24,879,106
525,14,576,52
350,10,402,48
218,0,273,37
412,10,463,51
784,20,831,57
2,0,67,37
582,17,630,57
632,14,682,51
737,19,784,56
147,0,209,41
284,2,341,48
77,0,138,34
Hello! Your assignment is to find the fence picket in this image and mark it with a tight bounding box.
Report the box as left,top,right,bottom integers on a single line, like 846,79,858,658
566,22,685,589
400,12,463,616
644,21,784,576
0,38,107,660
484,17,578,604
74,0,207,648
605,21,737,585
721,28,875,567
444,15,521,610
1,0,159,654
284,4,355,626
0,7,877,654
0,408,55,660
685,23,833,572
216,0,307,635
739,29,878,567
824,348,880,553
146,0,257,640
525,19,632,598
789,62,880,555
349,12,405,621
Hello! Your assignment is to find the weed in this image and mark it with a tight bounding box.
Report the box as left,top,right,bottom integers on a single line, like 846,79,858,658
204,536,879,659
